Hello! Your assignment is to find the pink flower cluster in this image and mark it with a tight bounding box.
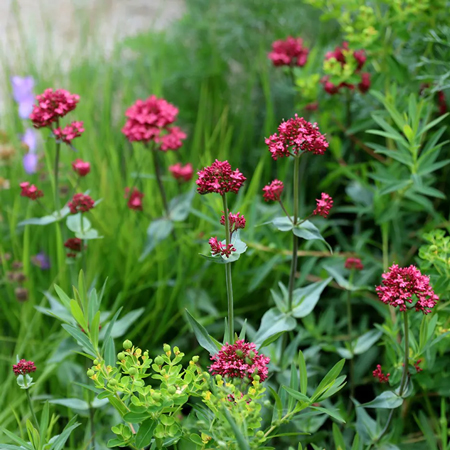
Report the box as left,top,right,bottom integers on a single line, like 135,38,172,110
268,37,309,67
20,181,43,200
196,160,246,195
372,364,390,383
313,192,333,218
72,159,90,177
209,237,236,258
220,212,246,234
54,121,84,144
262,179,284,202
125,187,144,211
13,359,36,376
30,88,80,128
345,257,364,271
414,359,423,373
169,162,194,182
64,237,83,257
376,264,438,314
321,42,370,95
210,340,270,382
122,95,186,150
68,193,95,214
265,115,328,160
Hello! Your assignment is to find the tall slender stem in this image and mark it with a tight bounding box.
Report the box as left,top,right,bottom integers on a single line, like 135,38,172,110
222,194,234,342
54,123,61,213
347,271,355,408
25,388,39,429
375,311,410,443
288,155,301,310
150,148,170,217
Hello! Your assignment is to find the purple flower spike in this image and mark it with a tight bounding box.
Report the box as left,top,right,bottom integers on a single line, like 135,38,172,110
23,153,38,174
11,76,35,119
31,251,51,270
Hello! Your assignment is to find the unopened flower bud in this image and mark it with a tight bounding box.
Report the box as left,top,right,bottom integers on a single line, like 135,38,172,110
192,356,199,363
173,346,180,355
108,379,118,386
123,340,132,350
87,369,95,377
256,431,264,439
155,356,164,365
248,351,255,359
167,386,176,395
163,344,170,353
93,359,99,365
135,348,142,357
152,392,162,401
235,349,244,358
144,351,149,357
253,375,260,382
117,352,125,360
128,367,137,376
429,245,438,252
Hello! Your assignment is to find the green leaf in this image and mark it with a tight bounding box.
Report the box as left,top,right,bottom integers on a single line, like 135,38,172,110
311,359,345,402
70,300,88,331
135,419,157,448
293,221,332,252
104,337,116,367
66,214,91,233
61,324,96,357
298,351,307,395
189,434,204,445
353,330,382,355
168,189,195,222
39,401,50,439
0,426,34,449
332,423,346,449
310,405,345,423
282,386,310,403
254,307,296,348
354,401,378,442
292,278,332,318
123,411,151,422
140,218,174,260
54,284,72,309
90,311,101,350
222,408,250,450
50,416,80,450
268,387,283,422
362,391,403,409
185,310,220,355
288,362,300,411
272,216,294,231
109,308,145,339
49,398,89,410
102,308,123,355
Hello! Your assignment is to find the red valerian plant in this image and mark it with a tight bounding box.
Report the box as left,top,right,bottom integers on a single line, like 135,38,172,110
268,36,309,67
72,159,91,177
169,162,194,182
68,193,95,214
29,88,80,128
208,237,236,258
265,115,329,160
313,192,334,218
53,121,84,144
196,160,246,195
220,212,246,236
262,179,284,202
376,264,439,314
209,340,270,382
20,182,43,200
373,364,390,383
64,237,83,257
13,359,36,376
125,187,144,211
345,257,364,271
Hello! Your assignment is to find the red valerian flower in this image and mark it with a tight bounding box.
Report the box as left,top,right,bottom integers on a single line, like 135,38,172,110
196,160,246,195
358,73,371,94
372,364,390,383
208,237,236,258
54,121,84,144
122,95,180,143
124,187,144,211
20,181,43,200
72,159,91,177
30,88,80,128
220,212,246,234
376,264,438,314
313,192,333,218
13,359,36,376
64,238,82,252
169,162,194,182
265,115,328,160
68,193,95,214
268,36,309,67
345,257,364,271
209,340,270,382
155,126,187,151
414,359,423,373
262,179,284,202
437,91,447,116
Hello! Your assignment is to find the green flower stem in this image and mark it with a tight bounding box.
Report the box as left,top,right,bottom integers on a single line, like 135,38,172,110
375,311,410,443
278,200,293,223
25,386,39,429
347,271,355,407
222,194,234,342
150,147,170,217
53,123,61,214
288,155,301,311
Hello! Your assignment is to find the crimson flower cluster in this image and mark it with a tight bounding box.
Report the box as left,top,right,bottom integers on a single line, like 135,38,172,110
268,37,309,67
265,115,328,160
125,187,144,211
321,42,370,95
13,359,36,376
169,162,194,182
262,179,284,202
209,237,236,258
122,95,186,151
64,238,83,258
30,88,80,128
196,160,246,195
313,192,333,218
68,193,95,214
72,159,91,177
220,212,246,235
372,364,390,383
54,121,84,144
376,264,438,314
210,340,270,382
345,257,364,271
20,181,43,200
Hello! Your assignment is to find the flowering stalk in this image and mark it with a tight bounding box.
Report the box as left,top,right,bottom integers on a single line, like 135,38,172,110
288,155,301,311
222,194,234,341
53,121,61,213
25,387,39,429
347,270,355,403
150,146,170,217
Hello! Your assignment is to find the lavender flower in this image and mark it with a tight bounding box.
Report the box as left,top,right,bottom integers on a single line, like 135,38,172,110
11,76,35,119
